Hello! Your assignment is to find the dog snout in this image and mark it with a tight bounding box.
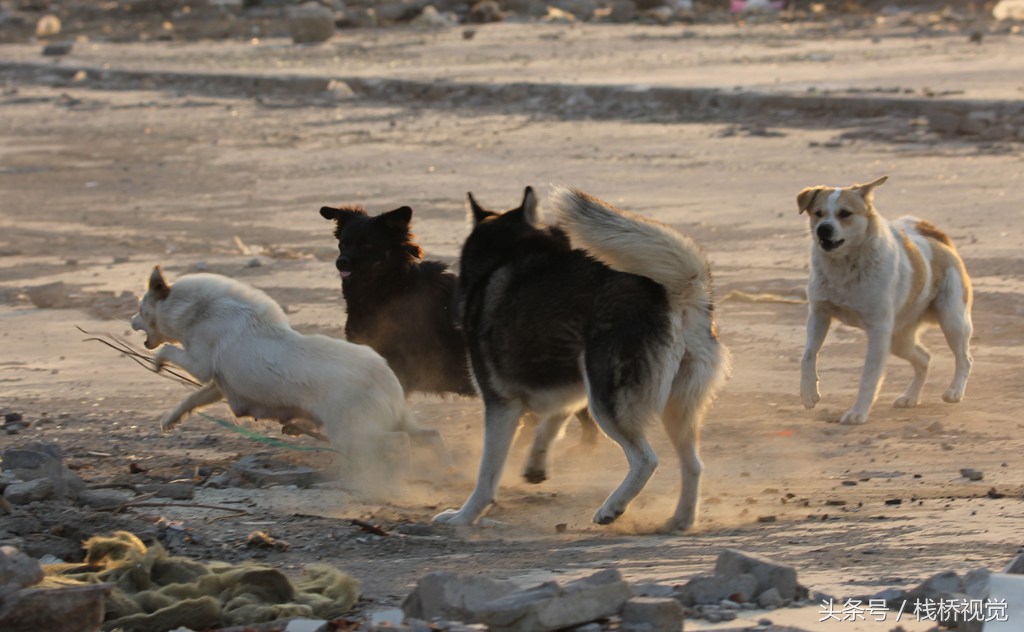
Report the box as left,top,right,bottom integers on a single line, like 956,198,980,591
335,256,351,272
816,223,835,241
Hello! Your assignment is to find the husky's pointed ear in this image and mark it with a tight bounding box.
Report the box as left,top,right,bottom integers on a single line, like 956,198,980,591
319,206,364,225
149,266,170,301
797,186,824,214
467,192,493,226
520,186,541,227
855,175,888,202
381,206,413,233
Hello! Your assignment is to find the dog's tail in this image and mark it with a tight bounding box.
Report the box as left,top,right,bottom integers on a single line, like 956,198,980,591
551,186,712,311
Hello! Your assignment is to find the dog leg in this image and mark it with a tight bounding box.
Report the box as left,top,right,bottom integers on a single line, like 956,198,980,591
937,286,973,403
154,344,214,383
160,383,223,431
661,398,703,532
574,408,600,448
587,400,658,525
842,321,892,424
432,401,523,526
407,427,454,469
523,413,571,484
891,330,930,408
801,307,831,409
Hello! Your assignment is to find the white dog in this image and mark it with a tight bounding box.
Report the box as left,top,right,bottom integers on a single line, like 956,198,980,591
797,176,973,425
130,267,419,450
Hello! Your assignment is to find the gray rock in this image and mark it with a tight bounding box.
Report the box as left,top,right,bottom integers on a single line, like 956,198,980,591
77,489,133,509
3,479,55,505
402,571,518,622
42,41,73,56
0,546,43,598
1,444,83,500
632,582,676,598
910,570,963,599
1003,552,1024,575
676,572,757,606
715,549,800,601
963,568,990,598
136,483,195,500
476,569,633,632
286,2,336,44
757,587,784,609
620,596,684,632
606,0,636,22
960,468,984,481
229,455,320,488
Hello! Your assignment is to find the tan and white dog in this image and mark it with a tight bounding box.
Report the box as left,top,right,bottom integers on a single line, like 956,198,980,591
797,176,973,425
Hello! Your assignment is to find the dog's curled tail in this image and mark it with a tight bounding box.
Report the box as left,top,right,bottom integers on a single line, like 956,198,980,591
551,186,711,311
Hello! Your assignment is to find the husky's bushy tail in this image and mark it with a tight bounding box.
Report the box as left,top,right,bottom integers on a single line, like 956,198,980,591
550,186,712,311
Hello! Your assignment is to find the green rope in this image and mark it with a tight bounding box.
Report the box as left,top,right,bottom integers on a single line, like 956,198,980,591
197,412,339,454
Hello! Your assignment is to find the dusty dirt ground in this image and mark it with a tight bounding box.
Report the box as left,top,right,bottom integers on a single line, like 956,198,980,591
2,17,1024,631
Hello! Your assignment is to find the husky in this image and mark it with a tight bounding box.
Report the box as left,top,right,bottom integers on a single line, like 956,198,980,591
319,202,600,448
130,267,422,454
798,176,973,424
432,187,729,531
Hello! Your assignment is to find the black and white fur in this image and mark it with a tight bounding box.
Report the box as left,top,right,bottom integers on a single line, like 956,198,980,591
433,187,729,531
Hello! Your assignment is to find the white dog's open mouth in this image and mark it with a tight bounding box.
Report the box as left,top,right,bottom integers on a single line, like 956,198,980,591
819,238,845,252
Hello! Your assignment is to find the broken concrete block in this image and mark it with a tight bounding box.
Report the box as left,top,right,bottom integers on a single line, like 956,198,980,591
402,571,518,622
909,570,962,601
984,573,1024,632
714,549,799,602
676,572,757,606
0,546,43,598
3,479,56,505
620,596,684,632
476,569,633,632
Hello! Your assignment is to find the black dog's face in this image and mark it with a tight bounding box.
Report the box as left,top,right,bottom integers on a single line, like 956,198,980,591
319,205,423,281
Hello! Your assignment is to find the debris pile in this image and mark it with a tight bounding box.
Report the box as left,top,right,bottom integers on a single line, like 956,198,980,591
43,531,359,632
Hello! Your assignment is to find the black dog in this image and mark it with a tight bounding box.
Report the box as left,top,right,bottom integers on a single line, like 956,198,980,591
319,204,473,396
320,203,599,448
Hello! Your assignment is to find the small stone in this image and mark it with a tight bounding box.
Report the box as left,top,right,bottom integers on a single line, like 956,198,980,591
3,479,55,505
715,549,801,602
0,546,44,598
286,2,336,43
757,587,785,608
77,488,132,509
960,468,983,481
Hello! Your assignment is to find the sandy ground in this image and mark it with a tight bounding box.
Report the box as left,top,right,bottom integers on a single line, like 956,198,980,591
2,20,1024,631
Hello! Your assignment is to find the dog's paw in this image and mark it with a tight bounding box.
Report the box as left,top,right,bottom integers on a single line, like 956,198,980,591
800,382,821,409
839,410,868,425
593,504,625,526
892,395,919,408
798,389,823,409
431,508,477,526
942,387,964,404
160,415,181,432
660,515,696,534
523,468,547,485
